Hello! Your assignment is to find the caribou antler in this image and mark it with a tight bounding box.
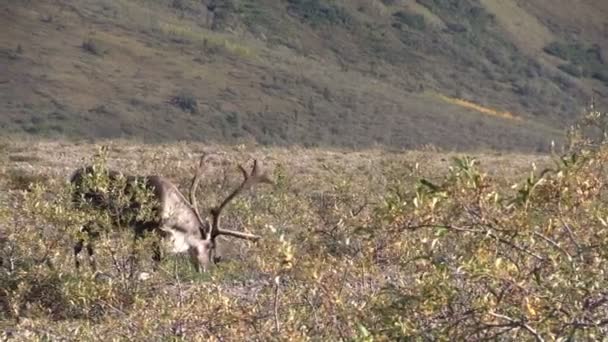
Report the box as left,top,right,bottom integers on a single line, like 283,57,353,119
189,153,209,227
209,159,272,241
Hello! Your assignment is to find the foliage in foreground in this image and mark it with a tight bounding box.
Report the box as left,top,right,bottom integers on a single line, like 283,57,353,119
1,108,608,340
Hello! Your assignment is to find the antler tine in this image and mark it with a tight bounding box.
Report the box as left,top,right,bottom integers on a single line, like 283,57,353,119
245,159,274,185
216,229,261,241
238,164,248,179
189,153,209,227
213,160,270,214
209,159,272,240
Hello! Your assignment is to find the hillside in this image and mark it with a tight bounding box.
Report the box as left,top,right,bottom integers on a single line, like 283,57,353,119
1,0,607,151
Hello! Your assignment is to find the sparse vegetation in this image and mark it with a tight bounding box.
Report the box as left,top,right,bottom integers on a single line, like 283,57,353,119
1,105,608,339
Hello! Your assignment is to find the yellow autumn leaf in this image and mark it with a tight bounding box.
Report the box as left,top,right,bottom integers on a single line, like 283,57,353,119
525,297,537,317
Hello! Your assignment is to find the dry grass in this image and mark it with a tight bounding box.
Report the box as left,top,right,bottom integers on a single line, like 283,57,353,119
479,0,554,55
0,139,550,185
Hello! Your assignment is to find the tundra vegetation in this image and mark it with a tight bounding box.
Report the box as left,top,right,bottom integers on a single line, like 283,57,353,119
1,105,608,340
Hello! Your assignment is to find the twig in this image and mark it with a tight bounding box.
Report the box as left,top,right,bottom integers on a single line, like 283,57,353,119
567,318,608,328
560,218,582,253
486,231,544,261
405,223,545,261
175,257,184,308
405,223,485,234
304,291,320,332
349,200,368,218
584,294,608,311
533,231,572,261
273,276,281,334
489,312,545,342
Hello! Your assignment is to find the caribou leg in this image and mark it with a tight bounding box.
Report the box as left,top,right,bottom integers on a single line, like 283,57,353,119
129,224,165,276
151,238,162,270
73,238,84,270
73,238,96,271
86,242,97,271
73,222,99,271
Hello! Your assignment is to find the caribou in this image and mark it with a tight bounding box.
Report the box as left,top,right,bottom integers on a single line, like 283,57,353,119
69,153,272,272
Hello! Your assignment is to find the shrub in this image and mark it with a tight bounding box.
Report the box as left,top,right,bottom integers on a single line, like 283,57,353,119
169,92,198,114
81,38,105,56
366,139,608,339
170,0,187,11
286,0,351,26
545,41,608,84
392,11,426,31
558,63,584,78
591,69,608,86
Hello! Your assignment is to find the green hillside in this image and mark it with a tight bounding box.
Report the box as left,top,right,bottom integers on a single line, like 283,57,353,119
1,0,607,151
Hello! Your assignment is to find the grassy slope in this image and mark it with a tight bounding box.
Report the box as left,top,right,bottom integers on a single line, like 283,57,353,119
0,0,606,151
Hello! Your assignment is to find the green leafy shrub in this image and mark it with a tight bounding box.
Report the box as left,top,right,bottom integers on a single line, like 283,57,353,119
361,105,608,339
